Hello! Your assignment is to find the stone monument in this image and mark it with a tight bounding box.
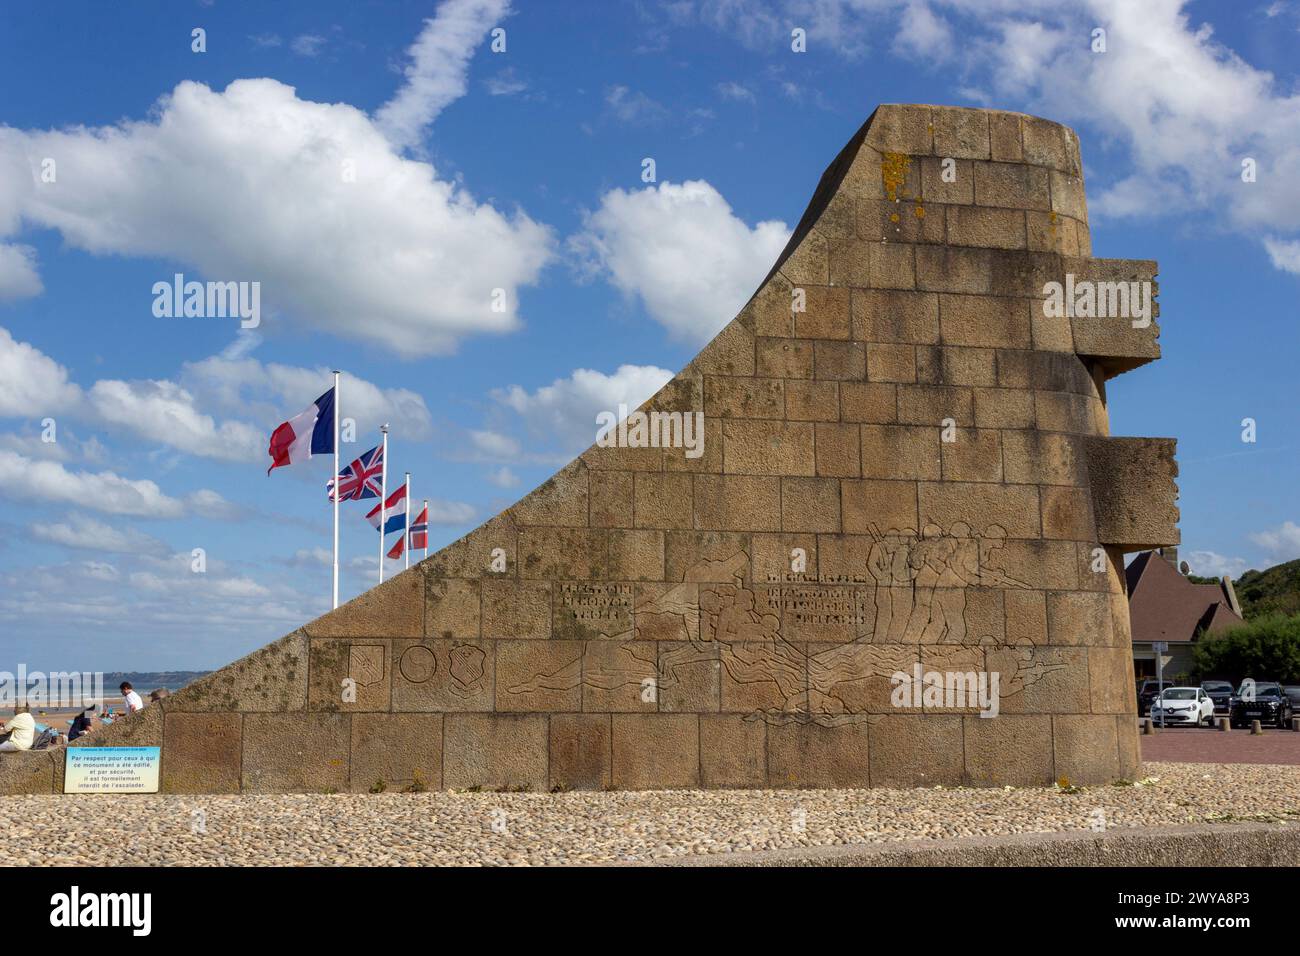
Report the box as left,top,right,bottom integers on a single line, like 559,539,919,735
1,104,1179,795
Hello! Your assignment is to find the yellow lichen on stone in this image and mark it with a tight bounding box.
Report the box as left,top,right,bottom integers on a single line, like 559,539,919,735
890,212,900,223
914,205,926,218
881,151,911,202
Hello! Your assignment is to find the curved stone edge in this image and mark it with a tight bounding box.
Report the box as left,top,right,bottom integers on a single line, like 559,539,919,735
648,821,1300,867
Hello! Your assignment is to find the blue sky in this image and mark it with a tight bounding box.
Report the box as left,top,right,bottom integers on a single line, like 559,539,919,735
0,0,1296,670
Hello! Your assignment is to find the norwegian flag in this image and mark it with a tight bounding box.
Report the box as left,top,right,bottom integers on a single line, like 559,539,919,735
327,444,384,502
409,504,428,551
386,534,405,561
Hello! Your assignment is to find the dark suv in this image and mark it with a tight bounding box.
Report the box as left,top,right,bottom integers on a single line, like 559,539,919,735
1200,680,1235,715
1137,679,1172,717
1229,681,1295,728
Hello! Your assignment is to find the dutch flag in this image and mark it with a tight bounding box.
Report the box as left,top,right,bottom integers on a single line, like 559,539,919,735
266,387,335,475
365,483,408,536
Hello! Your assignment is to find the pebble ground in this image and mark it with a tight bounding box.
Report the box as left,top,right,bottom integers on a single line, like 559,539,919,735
3,761,1296,866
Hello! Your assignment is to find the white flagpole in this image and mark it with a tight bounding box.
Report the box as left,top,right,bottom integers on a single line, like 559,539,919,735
331,370,340,610
378,424,388,584
404,472,411,571
422,498,429,559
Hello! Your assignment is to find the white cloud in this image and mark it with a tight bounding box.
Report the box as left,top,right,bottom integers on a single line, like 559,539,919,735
1248,521,1300,562
572,180,790,342
485,67,528,96
671,1,1300,276
604,85,669,125
88,378,265,463
468,429,522,459
1184,549,1249,579
181,350,433,442
290,34,327,57
716,81,755,102
375,0,512,149
0,71,552,356
425,499,477,524
30,515,168,556
0,430,106,464
893,1,954,60
0,326,81,416
1263,238,1300,275
0,244,42,301
485,465,520,487
492,364,675,451
930,0,1300,267
0,449,195,517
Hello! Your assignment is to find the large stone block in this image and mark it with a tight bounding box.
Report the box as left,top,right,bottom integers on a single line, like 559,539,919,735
0,751,56,794
162,713,242,793
694,475,781,532
350,713,442,793
163,631,308,714
767,723,870,788
495,640,584,712
722,420,816,475
550,713,612,790
1084,437,1180,551
391,639,493,712
963,714,1054,786
308,639,391,712
443,714,549,791
612,714,700,789
869,715,965,787
304,572,423,638
242,713,350,793
700,714,766,787
1052,714,1120,786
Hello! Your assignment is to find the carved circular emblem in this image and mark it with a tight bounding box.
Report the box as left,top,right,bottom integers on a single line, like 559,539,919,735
398,645,437,684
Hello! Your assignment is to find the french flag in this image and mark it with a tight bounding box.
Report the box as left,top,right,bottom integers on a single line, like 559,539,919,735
366,483,408,536
409,504,428,551
267,387,335,475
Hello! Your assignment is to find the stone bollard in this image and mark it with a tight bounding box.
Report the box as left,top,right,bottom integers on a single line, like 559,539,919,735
1251,719,1263,735
1291,717,1300,732
1216,717,1230,732
1141,718,1155,735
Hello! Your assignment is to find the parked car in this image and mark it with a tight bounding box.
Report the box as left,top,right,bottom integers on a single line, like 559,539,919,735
1200,680,1235,714
1149,687,1216,727
1229,681,1295,728
1137,679,1173,716
1284,686,1300,710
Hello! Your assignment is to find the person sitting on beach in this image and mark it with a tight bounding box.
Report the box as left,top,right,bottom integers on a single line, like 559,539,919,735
120,682,145,714
0,705,35,752
68,704,100,741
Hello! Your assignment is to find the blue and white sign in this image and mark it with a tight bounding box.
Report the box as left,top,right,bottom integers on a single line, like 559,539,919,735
64,747,160,793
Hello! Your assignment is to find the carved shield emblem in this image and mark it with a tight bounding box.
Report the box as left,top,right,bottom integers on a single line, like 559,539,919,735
448,644,486,696
349,644,385,687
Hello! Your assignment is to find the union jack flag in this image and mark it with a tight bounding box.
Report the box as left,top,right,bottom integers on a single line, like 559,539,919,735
327,444,384,502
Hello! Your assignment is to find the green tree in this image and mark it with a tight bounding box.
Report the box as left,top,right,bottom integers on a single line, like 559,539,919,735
1192,613,1300,684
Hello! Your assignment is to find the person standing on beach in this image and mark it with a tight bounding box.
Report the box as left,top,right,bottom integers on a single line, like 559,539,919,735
0,705,35,752
120,682,145,714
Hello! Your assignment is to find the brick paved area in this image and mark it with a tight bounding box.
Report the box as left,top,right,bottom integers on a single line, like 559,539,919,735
1141,725,1300,765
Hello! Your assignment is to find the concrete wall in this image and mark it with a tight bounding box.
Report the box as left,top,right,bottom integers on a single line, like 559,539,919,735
4,104,1179,794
